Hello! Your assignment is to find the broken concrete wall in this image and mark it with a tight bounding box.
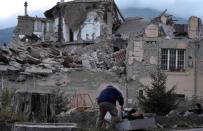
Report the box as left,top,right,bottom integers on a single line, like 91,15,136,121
145,24,159,38
188,16,202,39
45,0,115,43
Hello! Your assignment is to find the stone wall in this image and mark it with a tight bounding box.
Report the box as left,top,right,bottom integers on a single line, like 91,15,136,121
125,37,202,104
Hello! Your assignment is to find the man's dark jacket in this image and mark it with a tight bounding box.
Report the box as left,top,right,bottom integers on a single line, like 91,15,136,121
97,86,124,106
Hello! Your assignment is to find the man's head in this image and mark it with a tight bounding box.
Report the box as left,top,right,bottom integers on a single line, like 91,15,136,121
106,85,114,89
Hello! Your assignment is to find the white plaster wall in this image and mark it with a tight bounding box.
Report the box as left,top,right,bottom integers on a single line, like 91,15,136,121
74,11,101,41
54,18,59,33
63,18,69,42
166,71,195,98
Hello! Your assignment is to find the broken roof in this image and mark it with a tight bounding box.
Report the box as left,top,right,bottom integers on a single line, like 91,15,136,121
44,0,124,31
116,17,149,38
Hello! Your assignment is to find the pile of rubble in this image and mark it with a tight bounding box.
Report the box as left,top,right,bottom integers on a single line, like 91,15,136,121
0,36,126,79
156,110,203,129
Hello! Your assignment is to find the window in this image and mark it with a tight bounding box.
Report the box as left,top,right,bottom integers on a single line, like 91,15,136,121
138,90,144,97
34,21,42,32
46,22,53,33
161,49,185,72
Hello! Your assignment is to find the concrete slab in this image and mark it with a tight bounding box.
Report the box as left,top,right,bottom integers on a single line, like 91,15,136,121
115,117,155,131
172,128,203,131
13,122,78,131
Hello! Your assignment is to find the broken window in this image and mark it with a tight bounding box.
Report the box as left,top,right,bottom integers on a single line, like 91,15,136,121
69,29,74,42
161,49,185,72
34,21,43,32
46,22,53,33
138,90,144,97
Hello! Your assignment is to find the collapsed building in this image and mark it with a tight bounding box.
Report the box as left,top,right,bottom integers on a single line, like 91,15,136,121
121,10,203,103
1,0,203,121
44,0,125,43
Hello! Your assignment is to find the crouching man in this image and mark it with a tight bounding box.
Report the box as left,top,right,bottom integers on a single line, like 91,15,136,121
96,85,124,129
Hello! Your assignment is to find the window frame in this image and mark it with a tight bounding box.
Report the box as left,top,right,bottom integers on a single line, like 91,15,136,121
161,48,186,72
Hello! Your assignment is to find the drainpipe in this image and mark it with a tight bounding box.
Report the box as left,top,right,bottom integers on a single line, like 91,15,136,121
194,40,200,97
1,72,4,89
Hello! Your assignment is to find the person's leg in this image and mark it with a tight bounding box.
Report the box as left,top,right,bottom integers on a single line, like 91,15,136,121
108,104,119,129
96,103,107,128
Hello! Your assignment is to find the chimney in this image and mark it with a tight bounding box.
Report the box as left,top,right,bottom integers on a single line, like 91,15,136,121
60,0,64,3
24,1,28,16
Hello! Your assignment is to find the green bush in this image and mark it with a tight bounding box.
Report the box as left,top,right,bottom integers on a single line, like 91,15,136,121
138,68,177,115
52,89,70,115
0,88,14,121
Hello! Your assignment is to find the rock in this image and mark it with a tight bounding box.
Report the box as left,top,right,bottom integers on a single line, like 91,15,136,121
27,47,42,59
166,110,179,117
63,56,74,68
17,74,26,82
156,123,164,129
25,66,53,75
26,54,41,65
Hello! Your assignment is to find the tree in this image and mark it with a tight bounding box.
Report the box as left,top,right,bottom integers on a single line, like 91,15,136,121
52,89,70,115
138,68,177,115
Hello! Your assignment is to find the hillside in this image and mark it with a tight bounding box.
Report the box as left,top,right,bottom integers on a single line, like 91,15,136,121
121,8,187,24
121,8,161,20
0,27,15,44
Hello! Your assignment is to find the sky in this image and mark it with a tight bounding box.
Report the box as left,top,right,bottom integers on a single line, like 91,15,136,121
1,0,203,29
